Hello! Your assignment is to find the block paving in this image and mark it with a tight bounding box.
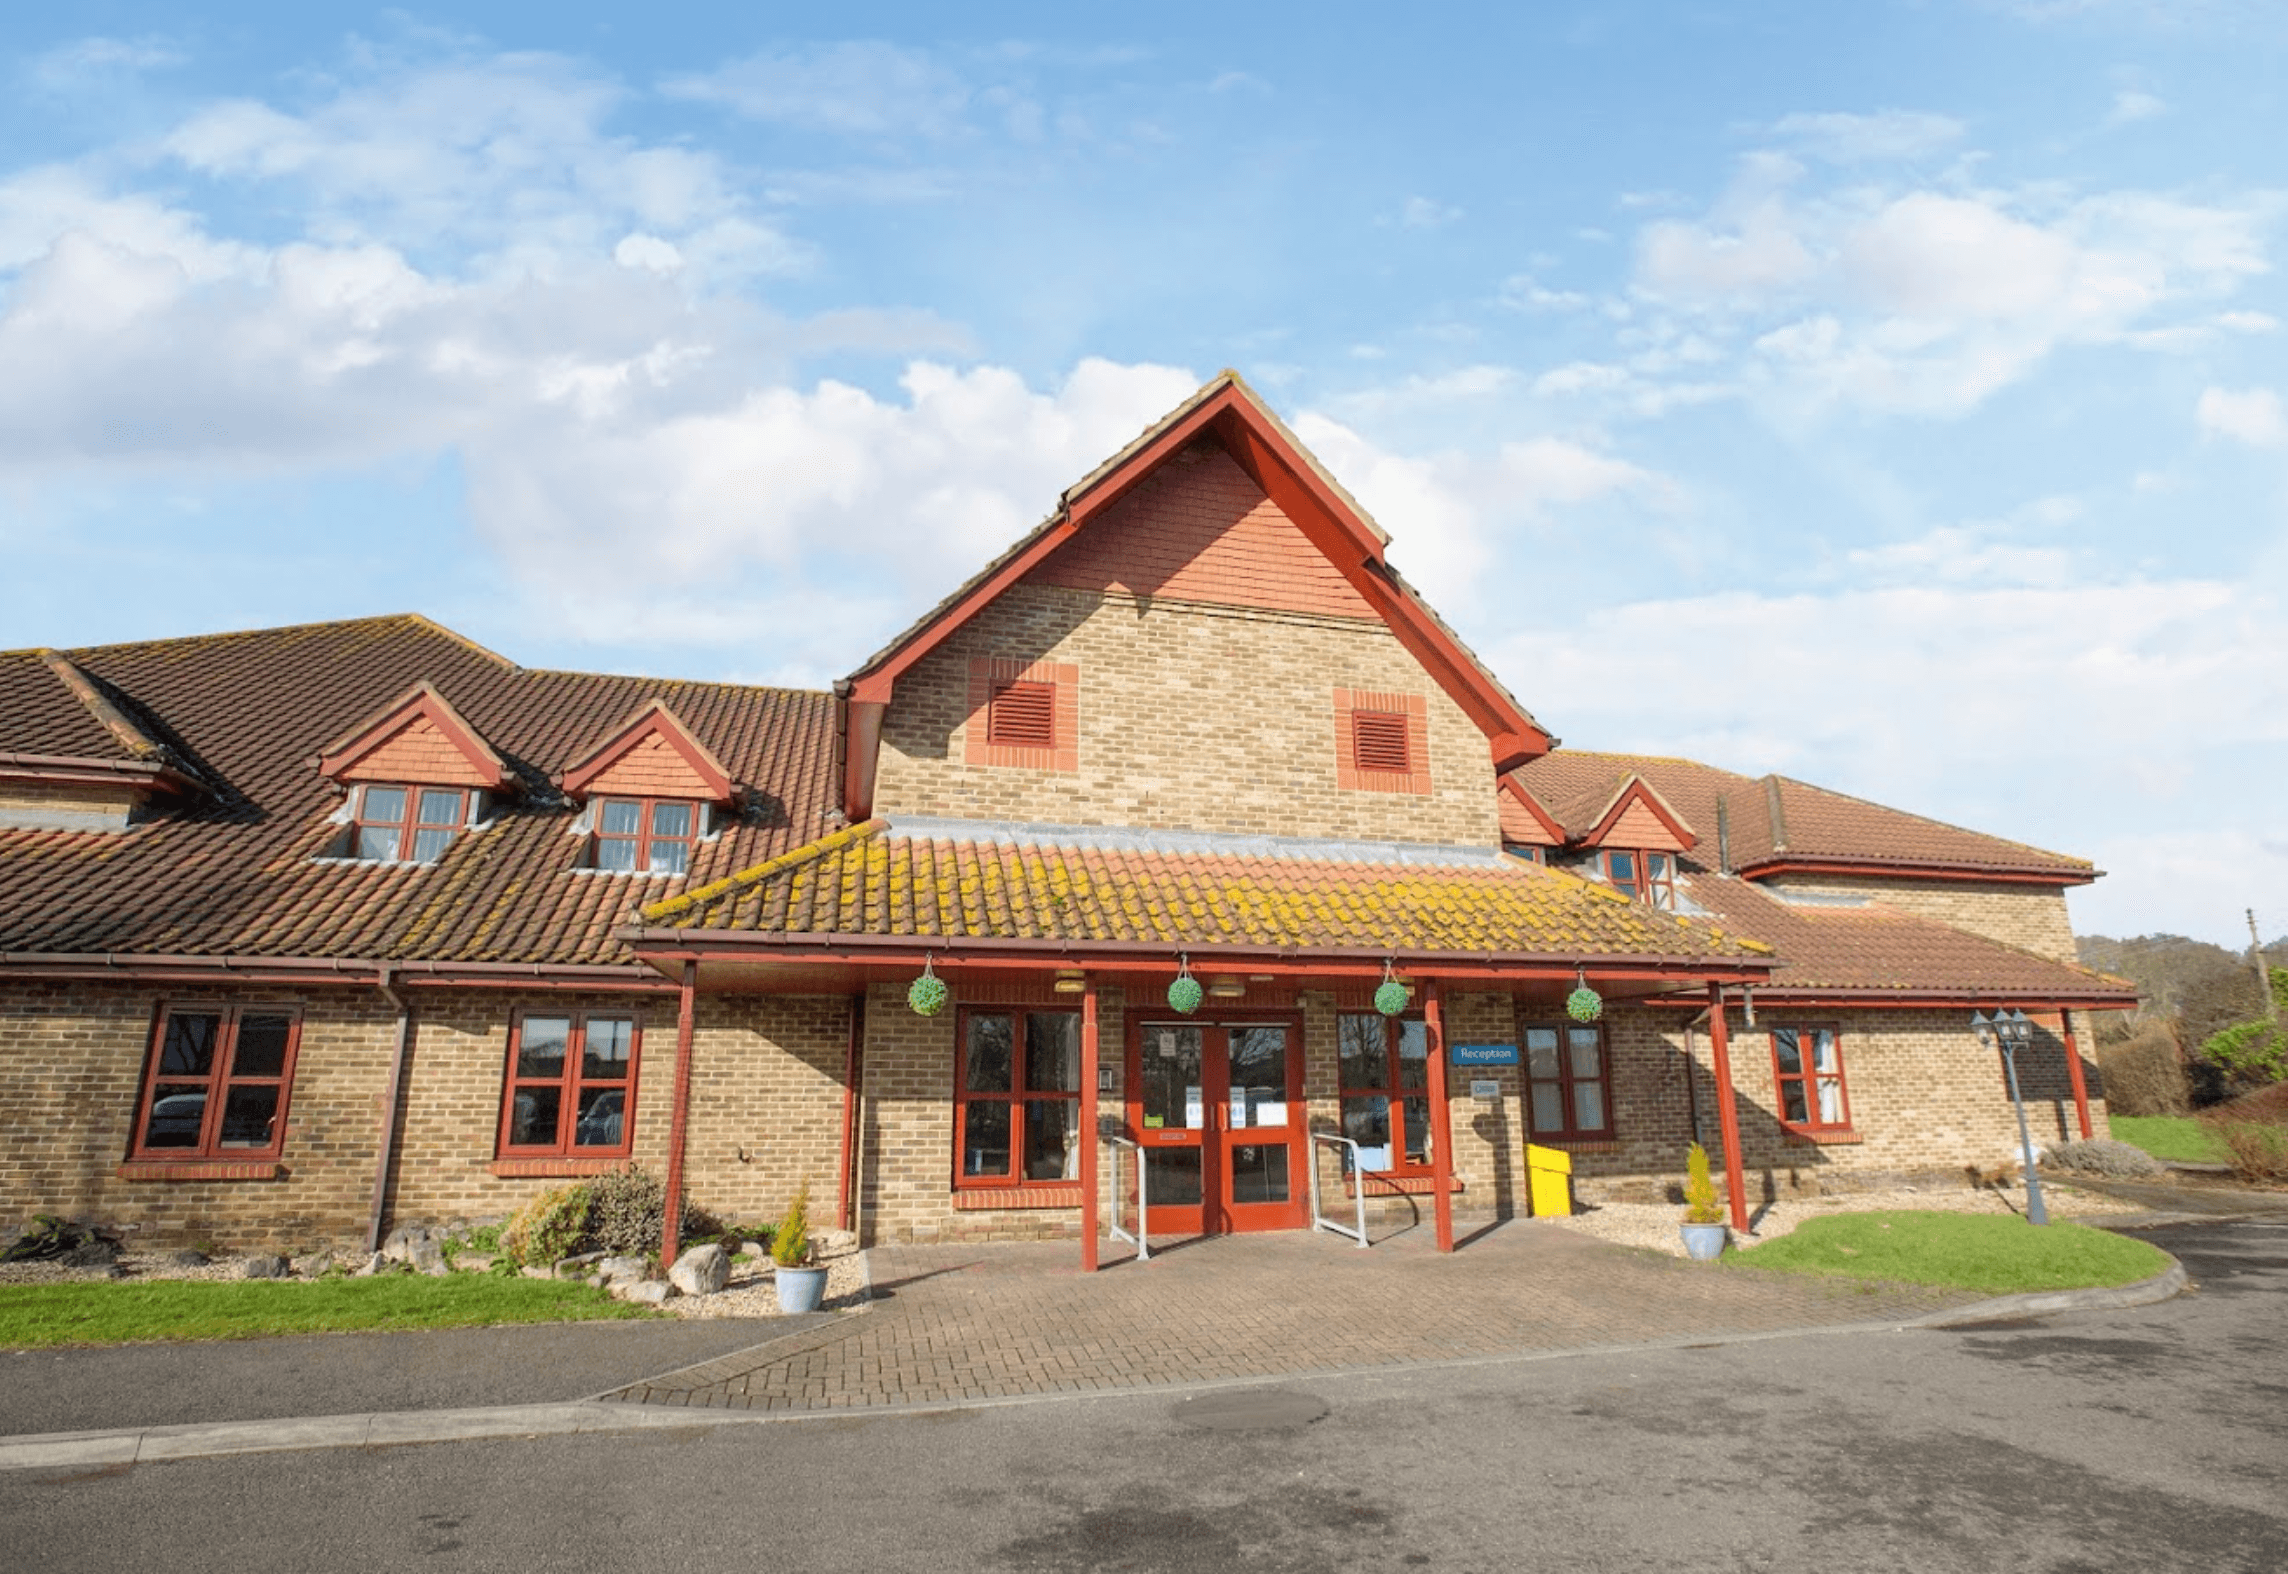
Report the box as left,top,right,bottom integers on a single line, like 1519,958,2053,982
598,1222,1981,1413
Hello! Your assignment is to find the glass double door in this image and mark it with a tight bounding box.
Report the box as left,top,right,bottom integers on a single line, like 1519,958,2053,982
1128,1018,1306,1234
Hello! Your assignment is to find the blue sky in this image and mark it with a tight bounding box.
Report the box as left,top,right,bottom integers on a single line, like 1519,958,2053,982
3,2,2284,948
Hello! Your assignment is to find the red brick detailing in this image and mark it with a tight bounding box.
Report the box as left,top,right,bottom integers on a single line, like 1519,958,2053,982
1497,778,1563,847
581,734,716,800
963,658,1079,773
488,1157,631,1178
1333,689,1430,795
1599,798,1689,854
117,1160,284,1182
336,717,495,788
952,1185,1082,1210
1023,441,1376,621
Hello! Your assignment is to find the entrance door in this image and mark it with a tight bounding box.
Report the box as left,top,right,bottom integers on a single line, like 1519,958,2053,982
1129,1018,1306,1235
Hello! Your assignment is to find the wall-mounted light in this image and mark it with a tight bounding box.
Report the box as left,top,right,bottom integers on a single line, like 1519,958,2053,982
1207,976,1246,999
1052,969,1087,994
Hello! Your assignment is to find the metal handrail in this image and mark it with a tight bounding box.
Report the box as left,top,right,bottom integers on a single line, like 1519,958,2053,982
1308,1132,1370,1247
1104,1131,1149,1261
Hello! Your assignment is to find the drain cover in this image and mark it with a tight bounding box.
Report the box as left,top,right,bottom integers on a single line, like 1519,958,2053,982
1171,1386,1330,1431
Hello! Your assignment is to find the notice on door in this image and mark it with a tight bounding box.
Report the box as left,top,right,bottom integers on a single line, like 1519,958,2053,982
1184,1086,1203,1129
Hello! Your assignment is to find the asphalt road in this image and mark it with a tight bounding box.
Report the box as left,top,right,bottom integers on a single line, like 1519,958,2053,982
4,1220,2282,1574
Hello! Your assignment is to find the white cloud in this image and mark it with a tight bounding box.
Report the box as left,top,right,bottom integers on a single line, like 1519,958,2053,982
663,42,972,138
2109,89,2167,124
1399,196,1463,229
2197,385,2288,447
1769,110,1966,162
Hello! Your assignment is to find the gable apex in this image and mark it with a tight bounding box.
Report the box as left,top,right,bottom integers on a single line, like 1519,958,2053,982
315,682,512,791
838,372,1553,819
559,700,735,804
1577,774,1697,854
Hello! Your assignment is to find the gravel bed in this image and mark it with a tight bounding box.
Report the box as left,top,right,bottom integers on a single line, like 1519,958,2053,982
670,1240,870,1319
1,1252,261,1285
1546,1178,2147,1257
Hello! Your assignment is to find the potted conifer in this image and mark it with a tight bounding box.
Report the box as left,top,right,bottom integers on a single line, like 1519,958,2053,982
770,1182,829,1313
1679,1142,1728,1261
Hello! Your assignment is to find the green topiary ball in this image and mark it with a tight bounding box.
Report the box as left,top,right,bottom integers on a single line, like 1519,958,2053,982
1373,979,1409,1017
1167,975,1203,1015
908,974,949,1017
1566,986,1603,1023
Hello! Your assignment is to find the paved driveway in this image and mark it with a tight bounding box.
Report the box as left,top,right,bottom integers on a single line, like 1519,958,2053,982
601,1219,1982,1411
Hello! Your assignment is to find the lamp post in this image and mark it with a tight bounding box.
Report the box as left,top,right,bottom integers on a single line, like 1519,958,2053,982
1971,1008,2049,1226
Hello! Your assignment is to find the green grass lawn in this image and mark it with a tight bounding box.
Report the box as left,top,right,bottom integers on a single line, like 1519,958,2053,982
2108,1114,2232,1164
0,1273,658,1350
1727,1210,2172,1295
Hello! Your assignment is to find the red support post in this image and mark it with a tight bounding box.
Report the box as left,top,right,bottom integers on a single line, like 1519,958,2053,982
835,991,866,1232
1704,983,1751,1236
660,960,699,1264
1424,980,1456,1253
2059,1008,2094,1140
1080,979,1101,1272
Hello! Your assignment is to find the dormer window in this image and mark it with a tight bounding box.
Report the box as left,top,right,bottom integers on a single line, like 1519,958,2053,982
353,785,470,863
594,797,697,875
1604,849,1676,910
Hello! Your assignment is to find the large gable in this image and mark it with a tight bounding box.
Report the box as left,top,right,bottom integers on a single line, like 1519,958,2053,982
837,373,1551,821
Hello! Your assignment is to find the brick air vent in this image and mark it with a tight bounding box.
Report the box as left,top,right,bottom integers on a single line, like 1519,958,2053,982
987,680,1058,750
1351,710,1411,774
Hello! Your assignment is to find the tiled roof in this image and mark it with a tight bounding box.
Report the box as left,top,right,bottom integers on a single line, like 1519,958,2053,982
1678,872,2135,1002
0,616,840,965
0,651,146,762
636,819,1770,964
1515,751,2093,879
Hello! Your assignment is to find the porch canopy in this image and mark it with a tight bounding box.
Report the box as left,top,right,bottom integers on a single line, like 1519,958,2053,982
620,816,1780,1263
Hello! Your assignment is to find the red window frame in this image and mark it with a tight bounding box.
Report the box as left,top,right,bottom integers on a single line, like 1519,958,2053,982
952,1007,1084,1190
497,1009,642,1159
352,784,469,863
1771,1025,1851,1131
1603,849,1676,910
592,797,699,875
1522,1020,1614,1140
1337,1012,1434,1174
128,1003,303,1161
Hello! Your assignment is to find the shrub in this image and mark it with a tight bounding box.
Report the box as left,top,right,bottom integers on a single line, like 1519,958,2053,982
2094,1025,2190,1116
500,1184,592,1269
2043,1139,2167,1178
2200,1019,2287,1094
770,1183,813,1268
2204,1082,2288,1184
1682,1144,1723,1225
578,1164,718,1256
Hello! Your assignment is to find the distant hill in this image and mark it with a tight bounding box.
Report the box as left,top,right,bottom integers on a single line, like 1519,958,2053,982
2079,932,2288,1044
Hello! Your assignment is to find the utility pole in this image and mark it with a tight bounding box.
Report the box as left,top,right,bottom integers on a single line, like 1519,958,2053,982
2253,909,2284,1026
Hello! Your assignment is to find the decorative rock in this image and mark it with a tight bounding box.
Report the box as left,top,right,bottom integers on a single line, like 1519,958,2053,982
164,1247,211,1268
736,1240,767,1259
453,1253,496,1274
596,1255,649,1285
521,1266,555,1281
554,1251,607,1279
351,1252,385,1277
408,1236,450,1277
292,1250,334,1279
622,1280,676,1307
380,1224,429,1264
813,1230,857,1254
667,1243,729,1297
239,1254,289,1279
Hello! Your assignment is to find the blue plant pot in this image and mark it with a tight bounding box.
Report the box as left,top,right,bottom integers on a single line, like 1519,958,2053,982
1680,1222,1727,1261
774,1263,828,1313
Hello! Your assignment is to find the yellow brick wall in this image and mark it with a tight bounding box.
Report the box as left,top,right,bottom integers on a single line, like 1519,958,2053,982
872,584,1504,847
1757,874,2081,963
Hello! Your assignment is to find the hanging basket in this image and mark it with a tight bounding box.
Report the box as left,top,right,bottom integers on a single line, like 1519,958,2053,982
908,971,949,1018
1565,985,1604,1023
1373,978,1410,1017
1167,974,1203,1015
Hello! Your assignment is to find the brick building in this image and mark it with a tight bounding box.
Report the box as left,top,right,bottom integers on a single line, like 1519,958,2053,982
0,373,2135,1257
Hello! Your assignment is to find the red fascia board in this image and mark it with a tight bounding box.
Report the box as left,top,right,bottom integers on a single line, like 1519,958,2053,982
845,519,1081,705
1499,777,1567,846
0,952,675,991
0,754,197,796
559,701,735,802
620,927,1778,983
314,683,513,790
1737,858,2096,887
1641,988,2137,1010
1580,777,1698,852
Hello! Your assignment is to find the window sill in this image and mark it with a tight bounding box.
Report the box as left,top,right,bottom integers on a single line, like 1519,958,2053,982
1344,1173,1464,1197
1527,1138,1620,1154
489,1157,633,1178
953,1184,1082,1210
117,1159,284,1182
1782,1126,1863,1146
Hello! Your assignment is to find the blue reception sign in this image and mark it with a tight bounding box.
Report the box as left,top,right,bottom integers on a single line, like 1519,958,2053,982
1450,1042,1519,1067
